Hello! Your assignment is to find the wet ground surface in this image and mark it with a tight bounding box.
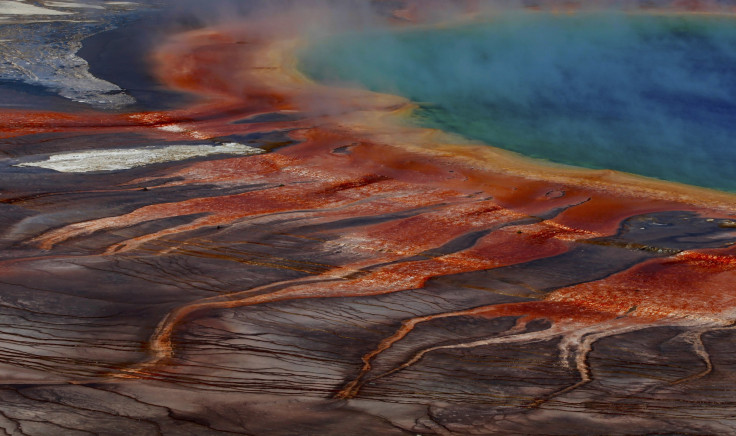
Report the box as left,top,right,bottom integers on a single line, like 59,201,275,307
1,1,736,435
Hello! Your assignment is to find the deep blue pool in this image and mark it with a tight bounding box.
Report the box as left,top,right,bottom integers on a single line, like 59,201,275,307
299,12,736,192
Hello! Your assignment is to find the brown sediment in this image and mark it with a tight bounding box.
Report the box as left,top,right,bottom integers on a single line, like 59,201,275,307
337,245,736,400
124,212,595,375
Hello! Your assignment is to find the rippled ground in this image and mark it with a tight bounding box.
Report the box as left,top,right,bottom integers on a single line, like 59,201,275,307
1,1,736,435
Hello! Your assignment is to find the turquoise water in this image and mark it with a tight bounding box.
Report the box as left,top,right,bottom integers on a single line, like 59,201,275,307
299,13,736,192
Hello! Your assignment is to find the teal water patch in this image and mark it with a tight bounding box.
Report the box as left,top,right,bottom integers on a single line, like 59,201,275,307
299,13,736,192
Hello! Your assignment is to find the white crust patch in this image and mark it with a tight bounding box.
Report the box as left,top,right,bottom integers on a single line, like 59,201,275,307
16,143,264,172
0,1,72,15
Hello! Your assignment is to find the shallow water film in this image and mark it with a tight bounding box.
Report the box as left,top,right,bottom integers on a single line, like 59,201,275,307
2,1,736,435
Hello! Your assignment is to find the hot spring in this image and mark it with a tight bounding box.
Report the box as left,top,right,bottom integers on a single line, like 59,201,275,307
299,12,736,192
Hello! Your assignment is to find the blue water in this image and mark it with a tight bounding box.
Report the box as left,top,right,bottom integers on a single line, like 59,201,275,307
299,13,736,192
